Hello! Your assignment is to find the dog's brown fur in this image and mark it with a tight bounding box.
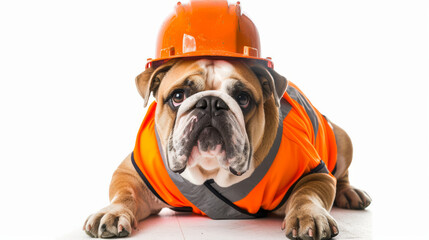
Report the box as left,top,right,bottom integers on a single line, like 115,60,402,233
84,60,371,239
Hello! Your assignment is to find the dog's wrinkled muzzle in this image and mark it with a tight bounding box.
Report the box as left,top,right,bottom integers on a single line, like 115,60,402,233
167,91,251,176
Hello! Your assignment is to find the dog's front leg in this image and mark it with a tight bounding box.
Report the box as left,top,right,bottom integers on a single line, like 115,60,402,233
84,154,168,238
281,173,338,240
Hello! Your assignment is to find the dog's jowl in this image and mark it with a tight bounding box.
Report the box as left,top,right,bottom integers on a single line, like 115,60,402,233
84,1,371,239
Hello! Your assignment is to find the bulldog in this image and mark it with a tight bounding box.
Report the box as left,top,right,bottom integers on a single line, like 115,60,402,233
84,59,371,239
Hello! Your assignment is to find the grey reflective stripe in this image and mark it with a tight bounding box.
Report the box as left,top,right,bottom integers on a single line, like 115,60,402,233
280,97,293,119
286,86,319,140
153,99,293,219
209,98,292,202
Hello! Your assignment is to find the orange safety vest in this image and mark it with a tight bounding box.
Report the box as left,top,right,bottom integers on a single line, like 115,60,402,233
132,82,337,219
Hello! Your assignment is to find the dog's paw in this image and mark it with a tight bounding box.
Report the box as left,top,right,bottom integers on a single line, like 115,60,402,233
335,185,371,210
282,204,338,240
84,204,136,238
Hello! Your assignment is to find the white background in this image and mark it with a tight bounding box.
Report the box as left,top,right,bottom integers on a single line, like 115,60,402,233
0,0,428,239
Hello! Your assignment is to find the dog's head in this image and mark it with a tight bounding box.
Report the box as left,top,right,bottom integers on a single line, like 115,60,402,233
136,59,287,186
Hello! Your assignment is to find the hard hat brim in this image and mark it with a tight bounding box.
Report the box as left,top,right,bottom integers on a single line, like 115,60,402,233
146,50,273,69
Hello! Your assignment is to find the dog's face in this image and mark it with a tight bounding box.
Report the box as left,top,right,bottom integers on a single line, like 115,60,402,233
136,59,287,186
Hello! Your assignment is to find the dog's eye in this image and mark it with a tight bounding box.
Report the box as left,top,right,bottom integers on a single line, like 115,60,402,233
236,92,250,108
171,90,186,108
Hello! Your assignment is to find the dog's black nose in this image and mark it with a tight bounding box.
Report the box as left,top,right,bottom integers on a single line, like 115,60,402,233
195,96,229,116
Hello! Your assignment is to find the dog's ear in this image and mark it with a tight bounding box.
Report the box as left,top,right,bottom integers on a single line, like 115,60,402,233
135,60,177,107
250,64,288,107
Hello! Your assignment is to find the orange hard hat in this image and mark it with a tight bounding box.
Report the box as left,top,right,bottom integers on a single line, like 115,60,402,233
146,0,273,69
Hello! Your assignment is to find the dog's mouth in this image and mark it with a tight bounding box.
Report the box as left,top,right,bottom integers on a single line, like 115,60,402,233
187,126,226,168
169,113,250,176
180,113,228,158
194,126,225,154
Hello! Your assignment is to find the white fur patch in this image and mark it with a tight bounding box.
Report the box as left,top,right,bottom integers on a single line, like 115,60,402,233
196,59,236,90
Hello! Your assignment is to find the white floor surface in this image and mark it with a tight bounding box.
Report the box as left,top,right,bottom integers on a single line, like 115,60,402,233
60,207,373,240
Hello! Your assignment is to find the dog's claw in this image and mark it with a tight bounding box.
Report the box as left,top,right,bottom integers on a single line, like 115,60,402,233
308,228,313,237
332,225,339,236
292,228,297,238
